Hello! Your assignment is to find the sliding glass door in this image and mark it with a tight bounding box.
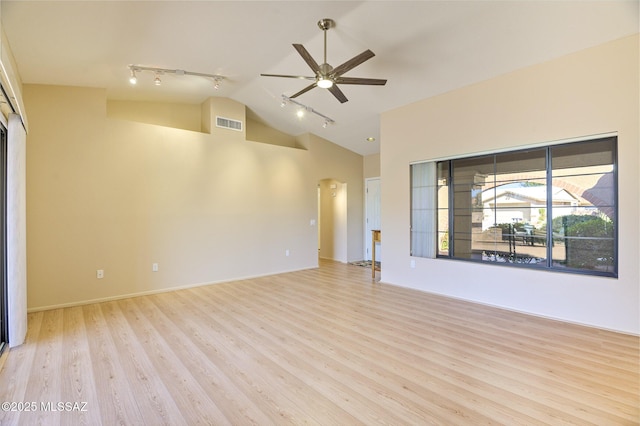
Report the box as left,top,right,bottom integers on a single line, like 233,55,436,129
0,123,7,353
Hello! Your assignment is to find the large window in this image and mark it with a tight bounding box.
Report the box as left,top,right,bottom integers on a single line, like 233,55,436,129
411,136,617,277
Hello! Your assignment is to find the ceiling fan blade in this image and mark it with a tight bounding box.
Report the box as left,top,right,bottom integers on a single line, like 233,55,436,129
335,77,387,86
292,44,321,73
328,84,348,104
260,73,316,81
290,82,318,99
330,49,375,77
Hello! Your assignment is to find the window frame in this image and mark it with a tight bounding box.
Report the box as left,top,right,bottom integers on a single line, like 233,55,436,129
413,135,618,278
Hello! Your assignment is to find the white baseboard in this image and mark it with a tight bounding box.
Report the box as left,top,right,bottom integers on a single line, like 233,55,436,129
27,265,319,313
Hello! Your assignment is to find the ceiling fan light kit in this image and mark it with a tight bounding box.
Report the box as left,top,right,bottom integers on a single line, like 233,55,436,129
317,77,333,89
261,18,387,104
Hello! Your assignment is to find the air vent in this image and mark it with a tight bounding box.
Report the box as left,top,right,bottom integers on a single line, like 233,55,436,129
216,116,243,131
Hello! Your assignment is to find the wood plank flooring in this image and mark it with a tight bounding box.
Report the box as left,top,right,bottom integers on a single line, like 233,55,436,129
0,259,638,425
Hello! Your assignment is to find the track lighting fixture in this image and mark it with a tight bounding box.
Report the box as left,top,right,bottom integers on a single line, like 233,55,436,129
128,65,226,88
281,95,335,128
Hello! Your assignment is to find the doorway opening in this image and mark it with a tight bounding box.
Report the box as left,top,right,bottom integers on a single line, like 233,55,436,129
317,178,348,263
365,177,381,262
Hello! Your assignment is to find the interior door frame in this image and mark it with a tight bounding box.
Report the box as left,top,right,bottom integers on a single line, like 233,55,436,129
364,177,381,261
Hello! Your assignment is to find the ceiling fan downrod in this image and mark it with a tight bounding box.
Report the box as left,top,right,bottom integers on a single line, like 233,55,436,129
317,18,334,66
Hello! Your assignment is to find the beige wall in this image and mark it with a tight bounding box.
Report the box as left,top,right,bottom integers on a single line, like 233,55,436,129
107,100,202,132
246,116,298,148
380,35,639,334
24,84,364,310
364,153,380,178
107,99,301,149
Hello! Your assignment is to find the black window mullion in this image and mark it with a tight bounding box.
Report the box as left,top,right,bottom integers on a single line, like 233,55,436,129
613,142,619,276
492,155,497,258
546,147,553,268
448,160,454,258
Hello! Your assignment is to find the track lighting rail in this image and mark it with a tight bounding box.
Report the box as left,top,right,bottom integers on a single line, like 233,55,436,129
281,95,335,128
128,64,225,88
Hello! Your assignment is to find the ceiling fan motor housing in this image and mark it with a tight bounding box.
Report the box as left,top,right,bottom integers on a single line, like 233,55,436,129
317,19,335,31
319,63,333,76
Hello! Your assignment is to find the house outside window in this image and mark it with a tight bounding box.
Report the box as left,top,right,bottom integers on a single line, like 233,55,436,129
411,136,617,277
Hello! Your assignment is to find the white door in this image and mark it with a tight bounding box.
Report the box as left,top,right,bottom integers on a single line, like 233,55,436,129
365,178,381,261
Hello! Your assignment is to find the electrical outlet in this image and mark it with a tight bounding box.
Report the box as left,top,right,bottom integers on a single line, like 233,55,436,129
97,269,104,279
152,263,159,272
285,249,290,257
410,260,416,269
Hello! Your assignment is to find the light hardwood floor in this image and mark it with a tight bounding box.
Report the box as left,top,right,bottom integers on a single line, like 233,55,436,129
0,260,638,425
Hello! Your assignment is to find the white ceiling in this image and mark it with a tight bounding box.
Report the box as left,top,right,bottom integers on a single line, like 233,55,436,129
2,1,638,156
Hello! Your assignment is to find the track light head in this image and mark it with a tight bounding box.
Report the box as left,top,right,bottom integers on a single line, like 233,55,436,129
281,95,335,126
154,74,161,86
129,69,137,85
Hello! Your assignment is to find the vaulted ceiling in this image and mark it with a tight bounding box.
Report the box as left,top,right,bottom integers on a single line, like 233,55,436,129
2,1,637,155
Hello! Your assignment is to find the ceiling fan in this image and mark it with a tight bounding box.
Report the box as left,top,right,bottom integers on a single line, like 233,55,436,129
261,18,387,104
